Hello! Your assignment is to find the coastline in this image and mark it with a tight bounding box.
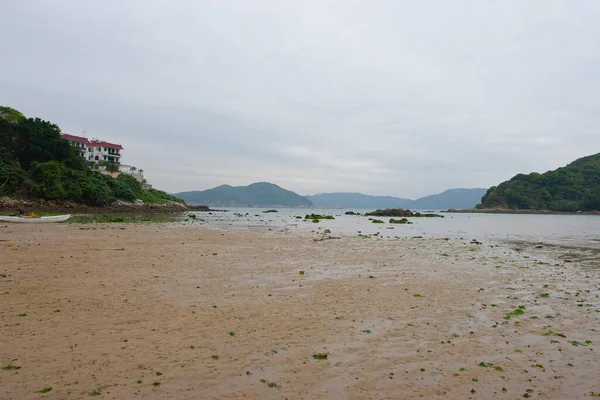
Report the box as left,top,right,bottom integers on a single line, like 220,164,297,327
445,208,600,216
1,222,598,399
0,196,214,215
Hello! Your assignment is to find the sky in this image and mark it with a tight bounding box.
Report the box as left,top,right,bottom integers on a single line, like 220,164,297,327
1,0,599,198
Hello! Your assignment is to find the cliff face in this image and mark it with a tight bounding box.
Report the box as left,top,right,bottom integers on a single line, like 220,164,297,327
479,153,600,212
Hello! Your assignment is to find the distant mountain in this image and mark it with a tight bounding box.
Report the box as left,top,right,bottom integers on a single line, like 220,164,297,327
480,152,600,211
173,182,312,207
306,192,414,209
306,188,487,210
414,188,488,210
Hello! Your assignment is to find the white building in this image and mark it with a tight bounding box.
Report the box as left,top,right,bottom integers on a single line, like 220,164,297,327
61,133,123,163
62,133,147,184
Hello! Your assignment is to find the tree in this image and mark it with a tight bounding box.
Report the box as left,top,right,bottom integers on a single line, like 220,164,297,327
0,106,26,124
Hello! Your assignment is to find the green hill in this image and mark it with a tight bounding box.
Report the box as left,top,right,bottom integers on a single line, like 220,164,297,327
0,106,182,206
174,182,312,207
479,153,600,211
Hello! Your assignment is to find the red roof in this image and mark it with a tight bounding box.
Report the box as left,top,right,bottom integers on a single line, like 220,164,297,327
90,141,123,150
61,134,123,150
61,134,90,144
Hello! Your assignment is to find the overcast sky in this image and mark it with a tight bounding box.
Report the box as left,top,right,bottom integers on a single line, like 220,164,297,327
2,1,599,198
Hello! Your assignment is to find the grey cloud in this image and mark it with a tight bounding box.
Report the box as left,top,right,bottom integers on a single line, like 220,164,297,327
2,0,599,198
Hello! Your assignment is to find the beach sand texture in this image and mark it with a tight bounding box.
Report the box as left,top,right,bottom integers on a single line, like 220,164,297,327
1,223,599,399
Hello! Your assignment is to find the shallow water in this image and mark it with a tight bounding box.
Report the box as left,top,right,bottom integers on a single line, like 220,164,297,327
192,208,600,248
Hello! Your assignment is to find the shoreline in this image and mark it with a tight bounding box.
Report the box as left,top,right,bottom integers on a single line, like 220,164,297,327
445,208,600,215
1,222,598,399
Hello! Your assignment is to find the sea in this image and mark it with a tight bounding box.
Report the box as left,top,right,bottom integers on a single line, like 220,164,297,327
191,208,600,249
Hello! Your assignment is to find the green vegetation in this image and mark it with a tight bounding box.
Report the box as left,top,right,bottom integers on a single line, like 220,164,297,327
0,106,183,206
262,209,278,213
505,306,526,319
479,152,600,211
389,218,411,224
36,387,53,393
305,214,335,220
312,353,328,360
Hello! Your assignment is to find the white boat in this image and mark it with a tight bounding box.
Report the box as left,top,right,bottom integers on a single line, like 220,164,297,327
0,214,71,223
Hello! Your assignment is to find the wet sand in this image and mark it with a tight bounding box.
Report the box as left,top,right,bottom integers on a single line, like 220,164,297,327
1,223,599,399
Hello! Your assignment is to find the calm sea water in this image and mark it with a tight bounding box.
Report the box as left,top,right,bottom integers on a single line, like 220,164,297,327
194,208,600,248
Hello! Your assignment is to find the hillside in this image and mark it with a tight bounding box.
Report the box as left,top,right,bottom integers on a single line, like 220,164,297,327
306,188,486,210
174,182,312,207
0,106,182,206
414,188,488,210
479,153,600,211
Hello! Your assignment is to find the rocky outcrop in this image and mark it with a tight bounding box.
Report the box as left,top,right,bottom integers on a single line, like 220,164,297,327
365,208,444,218
0,196,194,213
365,208,414,217
187,205,211,211
0,196,19,208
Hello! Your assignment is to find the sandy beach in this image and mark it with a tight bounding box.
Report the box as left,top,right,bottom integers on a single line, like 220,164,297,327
1,222,599,399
